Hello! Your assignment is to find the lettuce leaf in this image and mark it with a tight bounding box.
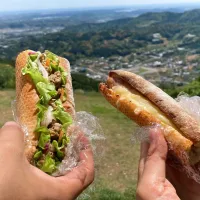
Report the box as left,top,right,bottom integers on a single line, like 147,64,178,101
53,107,73,125
62,122,73,132
62,89,67,102
22,55,57,105
33,150,42,160
36,82,57,105
52,140,65,159
38,132,50,149
35,127,50,149
50,63,67,84
39,154,56,174
53,106,73,132
22,65,48,85
29,53,38,62
45,50,67,85
36,103,47,128
34,126,49,138
45,50,59,65
35,126,50,134
54,99,63,108
61,71,68,85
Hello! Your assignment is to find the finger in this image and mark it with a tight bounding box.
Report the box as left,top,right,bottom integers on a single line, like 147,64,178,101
64,134,94,188
69,148,94,188
142,127,168,183
138,141,149,181
0,122,25,156
56,135,94,200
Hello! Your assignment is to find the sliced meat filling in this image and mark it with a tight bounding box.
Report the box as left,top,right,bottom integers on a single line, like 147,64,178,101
48,120,62,140
49,71,62,88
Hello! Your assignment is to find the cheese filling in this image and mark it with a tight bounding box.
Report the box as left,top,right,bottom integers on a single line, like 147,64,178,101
112,85,176,129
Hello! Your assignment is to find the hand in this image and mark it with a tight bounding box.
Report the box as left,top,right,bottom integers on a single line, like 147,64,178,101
0,122,94,200
136,127,200,200
136,127,180,200
166,153,200,200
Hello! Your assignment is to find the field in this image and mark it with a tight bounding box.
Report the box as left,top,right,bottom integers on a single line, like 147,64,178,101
0,90,140,199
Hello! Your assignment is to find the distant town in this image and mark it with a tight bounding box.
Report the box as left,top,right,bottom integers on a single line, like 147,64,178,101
71,32,200,87
0,6,200,89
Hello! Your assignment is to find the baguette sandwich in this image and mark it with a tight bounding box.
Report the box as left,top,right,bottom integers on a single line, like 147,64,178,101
16,50,75,174
99,70,200,167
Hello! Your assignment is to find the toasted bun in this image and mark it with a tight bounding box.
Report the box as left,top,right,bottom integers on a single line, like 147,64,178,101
15,50,75,161
99,70,200,166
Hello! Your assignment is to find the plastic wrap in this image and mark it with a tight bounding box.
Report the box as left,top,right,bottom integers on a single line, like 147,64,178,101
11,100,105,176
53,111,105,176
176,93,200,121
131,94,200,183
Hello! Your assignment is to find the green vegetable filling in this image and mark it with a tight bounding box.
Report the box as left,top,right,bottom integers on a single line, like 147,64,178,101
22,50,72,174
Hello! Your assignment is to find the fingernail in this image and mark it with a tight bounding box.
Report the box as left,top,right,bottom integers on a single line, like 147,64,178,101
2,122,19,128
149,128,159,144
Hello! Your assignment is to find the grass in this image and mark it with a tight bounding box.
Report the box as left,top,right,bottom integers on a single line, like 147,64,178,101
0,90,16,127
0,90,140,199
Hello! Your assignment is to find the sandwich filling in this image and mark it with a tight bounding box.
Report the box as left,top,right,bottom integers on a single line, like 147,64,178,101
112,85,177,129
22,50,72,174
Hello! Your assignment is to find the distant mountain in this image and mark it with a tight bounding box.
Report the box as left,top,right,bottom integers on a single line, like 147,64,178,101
0,7,185,29
1,9,200,61
134,12,180,23
66,9,200,33
179,9,200,23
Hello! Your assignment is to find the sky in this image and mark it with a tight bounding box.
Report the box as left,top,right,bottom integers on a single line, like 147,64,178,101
1,0,200,12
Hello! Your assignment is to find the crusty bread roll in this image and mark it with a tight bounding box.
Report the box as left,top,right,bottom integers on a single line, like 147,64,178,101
15,50,75,169
99,70,200,166
16,50,39,161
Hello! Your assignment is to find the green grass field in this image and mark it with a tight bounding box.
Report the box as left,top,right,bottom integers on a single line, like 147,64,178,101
0,90,139,199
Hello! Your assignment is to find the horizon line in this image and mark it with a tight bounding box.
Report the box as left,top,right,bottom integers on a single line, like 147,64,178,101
1,2,200,13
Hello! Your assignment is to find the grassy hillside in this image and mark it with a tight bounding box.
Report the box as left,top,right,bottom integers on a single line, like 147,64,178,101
0,90,139,199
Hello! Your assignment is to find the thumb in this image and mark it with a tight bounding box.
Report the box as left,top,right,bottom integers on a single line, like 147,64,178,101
0,122,25,159
55,135,94,200
141,127,168,182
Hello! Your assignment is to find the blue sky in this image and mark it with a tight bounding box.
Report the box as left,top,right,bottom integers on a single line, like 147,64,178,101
1,0,200,11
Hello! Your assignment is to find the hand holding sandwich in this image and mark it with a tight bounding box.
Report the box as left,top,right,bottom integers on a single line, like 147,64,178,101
137,127,200,200
0,122,94,200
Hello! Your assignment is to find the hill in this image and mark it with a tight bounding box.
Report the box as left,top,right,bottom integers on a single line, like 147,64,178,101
1,9,200,63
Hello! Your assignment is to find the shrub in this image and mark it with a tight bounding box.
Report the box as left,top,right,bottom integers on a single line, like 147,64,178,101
0,65,15,89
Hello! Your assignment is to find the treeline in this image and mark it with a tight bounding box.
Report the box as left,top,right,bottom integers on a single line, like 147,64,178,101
0,64,15,89
0,63,99,92
72,73,100,92
162,77,200,97
1,61,200,98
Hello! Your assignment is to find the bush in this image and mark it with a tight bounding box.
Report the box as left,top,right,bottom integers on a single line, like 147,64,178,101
0,65,15,89
72,73,100,92
0,65,100,92
163,77,200,98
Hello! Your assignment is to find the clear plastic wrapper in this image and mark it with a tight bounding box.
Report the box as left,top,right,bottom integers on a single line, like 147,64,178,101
131,94,200,183
176,93,200,122
11,100,105,176
53,111,106,176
